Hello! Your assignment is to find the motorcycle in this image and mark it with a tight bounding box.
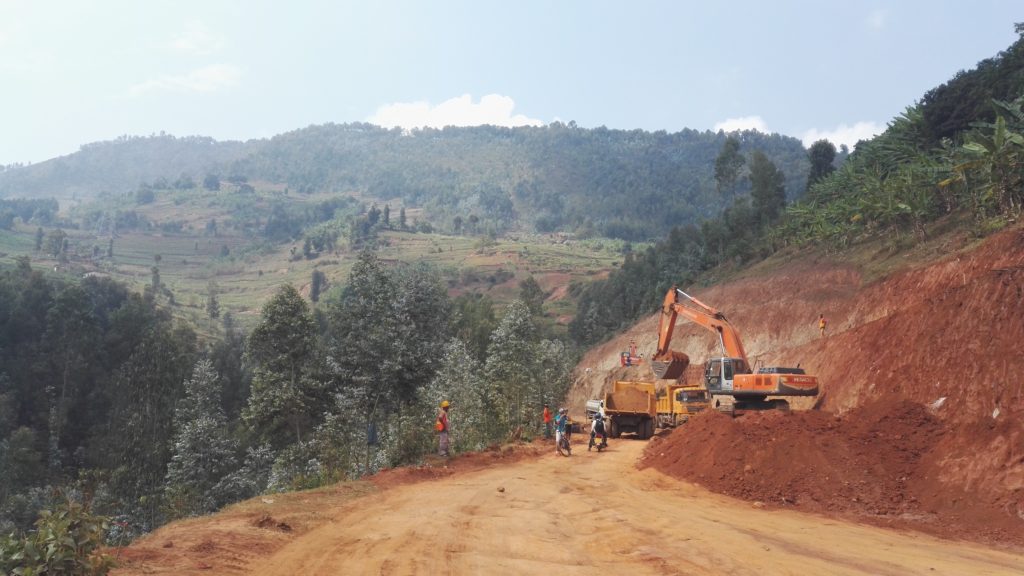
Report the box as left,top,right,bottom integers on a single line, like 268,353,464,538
557,428,572,456
588,431,608,452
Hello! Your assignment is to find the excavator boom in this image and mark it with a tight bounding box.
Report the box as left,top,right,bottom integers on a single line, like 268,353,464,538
652,287,748,379
650,286,818,401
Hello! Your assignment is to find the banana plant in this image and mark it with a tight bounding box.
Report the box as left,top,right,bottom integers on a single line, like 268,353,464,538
947,115,1024,216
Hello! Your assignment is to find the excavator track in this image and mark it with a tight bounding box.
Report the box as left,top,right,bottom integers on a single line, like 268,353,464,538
714,398,790,417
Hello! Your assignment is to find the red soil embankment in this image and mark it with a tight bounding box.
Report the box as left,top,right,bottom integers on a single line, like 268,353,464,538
641,400,1023,546
571,225,1024,545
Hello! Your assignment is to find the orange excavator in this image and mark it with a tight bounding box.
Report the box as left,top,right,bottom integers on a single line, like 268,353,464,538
651,286,818,411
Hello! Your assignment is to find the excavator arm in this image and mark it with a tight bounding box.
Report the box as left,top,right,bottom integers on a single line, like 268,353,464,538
652,286,749,380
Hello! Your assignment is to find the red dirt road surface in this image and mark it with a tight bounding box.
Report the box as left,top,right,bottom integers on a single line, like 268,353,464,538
115,439,1024,575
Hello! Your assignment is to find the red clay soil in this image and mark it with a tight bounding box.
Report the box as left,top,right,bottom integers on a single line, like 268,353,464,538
112,440,550,575
572,225,1024,546
369,439,549,489
641,400,1024,547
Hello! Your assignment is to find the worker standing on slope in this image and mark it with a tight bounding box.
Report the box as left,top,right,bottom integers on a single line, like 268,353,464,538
436,400,451,457
542,403,552,439
819,314,828,337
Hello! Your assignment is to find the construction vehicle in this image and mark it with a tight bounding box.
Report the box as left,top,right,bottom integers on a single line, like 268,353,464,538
650,286,818,411
603,380,657,439
618,339,644,366
655,384,709,427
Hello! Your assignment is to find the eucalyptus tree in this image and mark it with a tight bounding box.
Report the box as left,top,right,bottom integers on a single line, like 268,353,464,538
483,300,538,435
749,151,787,226
165,359,238,517
243,284,320,446
413,338,487,453
714,136,746,195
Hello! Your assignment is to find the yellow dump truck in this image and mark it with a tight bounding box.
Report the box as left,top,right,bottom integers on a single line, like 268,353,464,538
655,384,709,428
604,380,657,439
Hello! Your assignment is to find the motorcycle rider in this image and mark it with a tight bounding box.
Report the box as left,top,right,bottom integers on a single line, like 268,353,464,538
589,414,608,451
554,408,569,454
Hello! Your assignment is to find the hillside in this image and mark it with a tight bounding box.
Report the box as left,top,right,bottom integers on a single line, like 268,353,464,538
568,222,1024,543
0,124,810,241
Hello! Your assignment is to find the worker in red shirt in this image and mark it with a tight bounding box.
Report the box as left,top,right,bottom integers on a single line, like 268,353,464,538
542,403,552,439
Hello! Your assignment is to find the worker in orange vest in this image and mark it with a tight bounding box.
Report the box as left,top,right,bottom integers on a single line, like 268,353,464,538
436,400,451,457
542,403,552,439
819,314,828,337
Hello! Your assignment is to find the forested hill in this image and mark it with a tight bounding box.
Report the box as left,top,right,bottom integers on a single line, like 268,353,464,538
0,124,810,241
0,136,249,201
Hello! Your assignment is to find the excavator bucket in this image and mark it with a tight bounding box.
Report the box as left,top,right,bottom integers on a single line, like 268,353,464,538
651,351,690,380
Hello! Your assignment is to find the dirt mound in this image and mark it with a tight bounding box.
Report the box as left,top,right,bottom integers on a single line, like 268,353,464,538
252,514,292,532
641,400,1024,546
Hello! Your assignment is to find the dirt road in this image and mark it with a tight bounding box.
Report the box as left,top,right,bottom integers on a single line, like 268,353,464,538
249,439,1023,576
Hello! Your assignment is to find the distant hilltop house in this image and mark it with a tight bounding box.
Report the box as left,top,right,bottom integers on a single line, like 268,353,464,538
82,271,110,279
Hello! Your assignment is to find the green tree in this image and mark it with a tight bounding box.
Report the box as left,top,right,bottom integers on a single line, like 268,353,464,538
244,285,319,445
323,252,398,411
412,339,487,453
44,229,67,257
451,293,497,363
483,300,538,434
164,359,238,517
34,227,44,251
206,280,220,319
101,313,197,531
749,151,787,226
806,139,837,192
42,285,99,478
203,174,221,191
0,427,45,499
310,270,326,303
714,136,746,195
518,275,546,317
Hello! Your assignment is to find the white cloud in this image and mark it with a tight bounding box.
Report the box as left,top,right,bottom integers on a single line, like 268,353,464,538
713,116,769,133
128,64,241,97
368,94,544,129
169,21,224,56
801,121,884,149
866,9,887,31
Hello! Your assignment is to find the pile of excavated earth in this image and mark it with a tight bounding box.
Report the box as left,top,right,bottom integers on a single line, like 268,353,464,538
571,224,1024,547
641,400,1022,546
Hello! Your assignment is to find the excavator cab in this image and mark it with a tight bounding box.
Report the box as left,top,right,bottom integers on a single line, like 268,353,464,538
704,357,750,394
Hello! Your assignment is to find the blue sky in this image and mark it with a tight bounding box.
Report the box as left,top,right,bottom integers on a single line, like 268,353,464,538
0,0,1019,165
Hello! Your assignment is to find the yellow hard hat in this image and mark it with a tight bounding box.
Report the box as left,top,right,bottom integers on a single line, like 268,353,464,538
440,400,450,408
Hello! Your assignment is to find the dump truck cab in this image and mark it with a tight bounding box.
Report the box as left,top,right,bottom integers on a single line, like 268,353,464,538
656,384,709,427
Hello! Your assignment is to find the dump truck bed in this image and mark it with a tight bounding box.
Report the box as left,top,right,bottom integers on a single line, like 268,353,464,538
604,381,656,417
